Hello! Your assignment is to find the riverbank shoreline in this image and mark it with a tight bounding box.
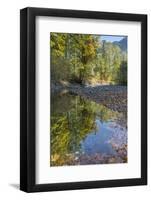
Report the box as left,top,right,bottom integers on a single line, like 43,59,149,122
51,82,127,114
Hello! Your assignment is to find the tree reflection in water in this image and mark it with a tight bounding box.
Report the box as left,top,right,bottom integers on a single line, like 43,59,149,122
50,92,127,166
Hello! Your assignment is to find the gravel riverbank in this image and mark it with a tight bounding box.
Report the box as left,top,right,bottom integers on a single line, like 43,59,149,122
51,83,127,113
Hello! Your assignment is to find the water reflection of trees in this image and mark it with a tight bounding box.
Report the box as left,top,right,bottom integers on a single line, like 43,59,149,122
50,93,120,166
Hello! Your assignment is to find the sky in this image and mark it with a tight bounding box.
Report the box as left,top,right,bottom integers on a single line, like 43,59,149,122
100,35,125,43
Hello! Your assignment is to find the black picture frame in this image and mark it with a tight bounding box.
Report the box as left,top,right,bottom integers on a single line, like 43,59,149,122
20,7,147,192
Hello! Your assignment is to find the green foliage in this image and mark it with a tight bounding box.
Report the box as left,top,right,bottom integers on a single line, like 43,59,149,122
117,61,127,85
50,33,127,85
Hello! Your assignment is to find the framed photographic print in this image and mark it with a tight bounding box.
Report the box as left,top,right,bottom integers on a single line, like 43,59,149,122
20,7,147,192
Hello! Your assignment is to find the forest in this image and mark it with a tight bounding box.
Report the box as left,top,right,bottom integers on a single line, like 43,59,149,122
50,33,127,86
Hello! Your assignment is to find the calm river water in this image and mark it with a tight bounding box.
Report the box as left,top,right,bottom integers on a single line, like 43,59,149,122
50,92,127,166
